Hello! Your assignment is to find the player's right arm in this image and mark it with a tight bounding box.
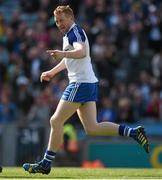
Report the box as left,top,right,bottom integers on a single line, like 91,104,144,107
40,59,66,82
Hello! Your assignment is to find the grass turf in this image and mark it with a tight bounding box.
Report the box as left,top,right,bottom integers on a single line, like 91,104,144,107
0,167,162,179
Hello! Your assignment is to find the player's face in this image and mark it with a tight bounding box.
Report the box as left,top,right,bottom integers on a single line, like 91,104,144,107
55,13,73,33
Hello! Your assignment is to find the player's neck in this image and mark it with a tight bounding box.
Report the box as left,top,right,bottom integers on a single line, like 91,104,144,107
66,22,75,34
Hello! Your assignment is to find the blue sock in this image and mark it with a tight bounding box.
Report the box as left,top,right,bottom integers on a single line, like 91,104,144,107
119,125,136,137
42,150,56,168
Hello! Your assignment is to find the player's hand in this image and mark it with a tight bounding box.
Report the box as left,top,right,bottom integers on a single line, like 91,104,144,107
40,71,54,82
46,50,65,60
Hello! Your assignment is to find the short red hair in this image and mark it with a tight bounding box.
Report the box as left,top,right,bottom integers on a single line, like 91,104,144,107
53,5,74,18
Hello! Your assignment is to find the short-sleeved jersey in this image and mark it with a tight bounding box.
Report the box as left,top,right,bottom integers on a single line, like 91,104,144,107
63,23,98,83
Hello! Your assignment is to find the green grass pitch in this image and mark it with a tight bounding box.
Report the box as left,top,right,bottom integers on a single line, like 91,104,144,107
0,167,162,179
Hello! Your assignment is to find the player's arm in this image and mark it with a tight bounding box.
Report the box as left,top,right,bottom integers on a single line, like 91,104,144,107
64,42,86,59
40,59,66,82
46,42,86,60
50,58,66,74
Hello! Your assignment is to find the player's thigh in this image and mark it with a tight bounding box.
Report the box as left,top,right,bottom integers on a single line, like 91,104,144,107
77,101,97,129
51,99,81,124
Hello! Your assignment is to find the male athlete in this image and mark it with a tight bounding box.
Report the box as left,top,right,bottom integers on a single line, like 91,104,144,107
23,5,149,174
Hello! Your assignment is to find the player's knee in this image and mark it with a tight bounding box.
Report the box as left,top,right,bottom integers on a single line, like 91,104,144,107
50,115,60,127
50,113,65,127
50,116,55,127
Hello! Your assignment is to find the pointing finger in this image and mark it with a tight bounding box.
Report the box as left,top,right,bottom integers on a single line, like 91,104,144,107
46,50,55,53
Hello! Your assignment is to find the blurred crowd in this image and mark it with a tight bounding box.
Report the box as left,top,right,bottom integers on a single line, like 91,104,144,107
0,0,162,130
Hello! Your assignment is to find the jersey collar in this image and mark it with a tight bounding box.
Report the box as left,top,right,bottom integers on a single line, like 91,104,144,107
64,23,76,36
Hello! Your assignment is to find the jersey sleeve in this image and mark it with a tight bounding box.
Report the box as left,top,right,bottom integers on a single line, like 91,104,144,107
68,26,86,46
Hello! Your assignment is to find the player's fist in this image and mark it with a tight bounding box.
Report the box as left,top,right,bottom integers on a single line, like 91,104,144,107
40,71,53,82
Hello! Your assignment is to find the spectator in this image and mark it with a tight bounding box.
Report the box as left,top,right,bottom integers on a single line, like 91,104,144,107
117,96,135,123
146,90,160,120
98,97,117,123
151,47,162,78
0,90,17,124
145,4,162,52
15,75,33,121
27,93,51,126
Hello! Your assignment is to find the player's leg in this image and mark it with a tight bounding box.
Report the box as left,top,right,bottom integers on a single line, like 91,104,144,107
23,100,81,174
77,102,149,153
47,100,81,152
77,101,119,136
